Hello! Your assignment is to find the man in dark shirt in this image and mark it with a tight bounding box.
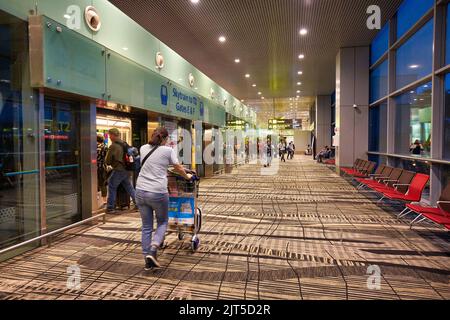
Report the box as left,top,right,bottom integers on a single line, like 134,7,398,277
105,128,136,213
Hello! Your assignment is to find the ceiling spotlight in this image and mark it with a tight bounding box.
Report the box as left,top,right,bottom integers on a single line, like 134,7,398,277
409,64,419,69
190,0,200,3
297,82,302,85
298,71,303,75
245,74,251,78
235,58,240,63
299,28,308,36
219,36,226,43
258,92,262,95
298,54,305,59
252,84,257,87
296,90,301,93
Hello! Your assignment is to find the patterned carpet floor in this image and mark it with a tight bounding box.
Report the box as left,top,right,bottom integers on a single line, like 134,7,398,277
0,156,449,300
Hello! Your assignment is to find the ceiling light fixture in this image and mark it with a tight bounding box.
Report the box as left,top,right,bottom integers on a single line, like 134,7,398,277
299,28,308,36
190,0,200,3
409,64,419,69
252,84,257,87
297,82,302,85
219,36,226,43
245,74,250,78
298,54,305,59
298,71,303,75
235,58,240,63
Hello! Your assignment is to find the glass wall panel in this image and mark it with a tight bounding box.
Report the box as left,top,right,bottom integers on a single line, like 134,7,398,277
371,24,389,65
444,74,450,160
395,19,433,89
369,103,387,152
370,60,388,103
394,82,432,157
442,165,450,189
0,10,40,251
396,0,434,40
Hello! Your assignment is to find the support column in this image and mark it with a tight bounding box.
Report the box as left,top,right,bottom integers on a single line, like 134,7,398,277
335,47,370,168
80,101,97,218
315,95,332,153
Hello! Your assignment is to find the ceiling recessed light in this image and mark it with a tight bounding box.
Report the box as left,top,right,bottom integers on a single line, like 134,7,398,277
409,64,419,69
297,82,302,85
190,0,200,3
235,58,240,63
296,90,301,93
298,54,305,59
219,36,226,43
245,74,250,78
299,28,308,36
298,71,303,75
252,84,257,87
258,92,262,95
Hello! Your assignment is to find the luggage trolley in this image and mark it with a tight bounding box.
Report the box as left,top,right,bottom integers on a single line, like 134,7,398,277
167,168,202,252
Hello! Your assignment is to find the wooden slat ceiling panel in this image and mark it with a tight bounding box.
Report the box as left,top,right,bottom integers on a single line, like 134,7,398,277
109,0,402,103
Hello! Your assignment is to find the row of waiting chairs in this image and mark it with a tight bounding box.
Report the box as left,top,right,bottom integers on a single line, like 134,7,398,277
340,159,450,230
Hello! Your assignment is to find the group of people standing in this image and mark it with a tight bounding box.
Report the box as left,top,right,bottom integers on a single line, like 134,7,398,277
278,140,296,162
97,127,193,270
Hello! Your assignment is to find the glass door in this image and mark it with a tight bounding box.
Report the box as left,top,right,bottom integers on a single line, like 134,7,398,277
44,99,81,232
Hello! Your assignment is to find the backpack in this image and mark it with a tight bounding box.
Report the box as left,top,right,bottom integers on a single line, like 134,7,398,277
117,141,136,171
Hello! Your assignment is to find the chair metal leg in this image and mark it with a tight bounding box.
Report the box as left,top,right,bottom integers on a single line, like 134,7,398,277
398,209,412,219
410,217,427,229
410,214,423,225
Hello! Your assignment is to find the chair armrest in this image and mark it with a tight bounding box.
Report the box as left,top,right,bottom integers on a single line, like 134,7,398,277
437,201,450,212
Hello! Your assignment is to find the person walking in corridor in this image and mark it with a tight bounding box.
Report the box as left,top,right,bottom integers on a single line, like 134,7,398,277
136,127,193,270
105,128,136,214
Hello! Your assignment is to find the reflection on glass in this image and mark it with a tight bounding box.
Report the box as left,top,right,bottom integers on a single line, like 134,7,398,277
395,82,432,157
371,24,389,65
44,100,81,232
396,0,434,40
370,60,388,103
444,74,450,160
369,103,387,153
395,19,433,89
0,10,40,251
442,165,450,188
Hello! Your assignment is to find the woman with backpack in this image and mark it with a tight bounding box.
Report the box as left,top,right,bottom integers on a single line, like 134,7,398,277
136,127,193,270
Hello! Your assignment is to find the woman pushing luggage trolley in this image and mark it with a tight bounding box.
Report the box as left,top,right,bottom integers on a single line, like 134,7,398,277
168,167,202,252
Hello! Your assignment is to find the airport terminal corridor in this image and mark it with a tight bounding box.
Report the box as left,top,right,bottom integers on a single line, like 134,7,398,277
0,156,448,300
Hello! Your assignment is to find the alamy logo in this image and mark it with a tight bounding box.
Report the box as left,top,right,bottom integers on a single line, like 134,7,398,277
366,265,381,290
65,5,81,30
367,5,381,30
67,265,81,290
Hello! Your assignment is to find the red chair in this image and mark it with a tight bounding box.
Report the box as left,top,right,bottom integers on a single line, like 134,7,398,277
361,168,403,191
379,173,429,203
356,165,392,189
411,210,450,229
398,184,450,227
341,159,365,176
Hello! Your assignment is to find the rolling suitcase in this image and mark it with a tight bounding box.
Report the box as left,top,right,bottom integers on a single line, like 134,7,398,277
116,184,131,210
